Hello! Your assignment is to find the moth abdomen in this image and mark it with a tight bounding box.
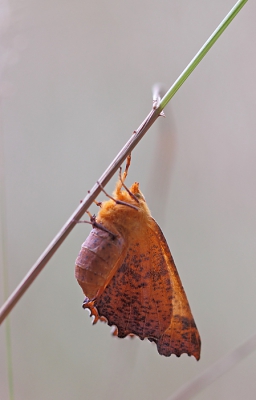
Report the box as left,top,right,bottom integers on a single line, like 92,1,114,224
75,227,125,299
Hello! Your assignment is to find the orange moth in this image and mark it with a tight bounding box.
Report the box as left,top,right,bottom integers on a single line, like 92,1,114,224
75,156,201,360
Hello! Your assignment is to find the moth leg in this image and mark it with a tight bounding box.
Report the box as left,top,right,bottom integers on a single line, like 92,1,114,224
97,181,139,211
118,167,139,203
116,154,139,203
83,297,108,325
123,153,131,182
73,212,117,238
86,190,102,207
94,200,102,207
78,198,102,208
115,154,131,195
82,298,100,324
73,210,95,225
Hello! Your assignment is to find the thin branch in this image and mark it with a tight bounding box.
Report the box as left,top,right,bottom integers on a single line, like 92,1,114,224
0,106,159,325
0,0,247,325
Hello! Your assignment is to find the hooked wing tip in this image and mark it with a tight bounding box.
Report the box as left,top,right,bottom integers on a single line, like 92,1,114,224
155,331,201,361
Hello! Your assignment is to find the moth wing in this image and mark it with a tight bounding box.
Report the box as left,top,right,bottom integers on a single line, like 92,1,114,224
149,218,201,360
94,217,201,360
94,232,171,341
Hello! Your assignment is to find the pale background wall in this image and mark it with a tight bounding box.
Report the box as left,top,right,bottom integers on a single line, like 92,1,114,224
1,1,256,399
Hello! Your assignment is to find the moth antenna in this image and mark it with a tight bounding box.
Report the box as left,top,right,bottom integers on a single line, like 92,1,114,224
97,181,139,211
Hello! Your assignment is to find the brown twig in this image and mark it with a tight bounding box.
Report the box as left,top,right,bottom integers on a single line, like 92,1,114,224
0,87,163,325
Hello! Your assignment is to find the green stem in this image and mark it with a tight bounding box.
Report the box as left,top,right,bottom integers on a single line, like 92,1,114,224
159,0,248,111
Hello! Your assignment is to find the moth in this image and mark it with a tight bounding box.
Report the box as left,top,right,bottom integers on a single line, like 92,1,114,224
75,156,201,360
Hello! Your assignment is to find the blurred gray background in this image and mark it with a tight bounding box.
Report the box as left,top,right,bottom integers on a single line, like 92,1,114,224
1,1,256,399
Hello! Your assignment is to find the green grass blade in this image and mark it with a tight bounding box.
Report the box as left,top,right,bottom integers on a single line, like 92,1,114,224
159,0,248,111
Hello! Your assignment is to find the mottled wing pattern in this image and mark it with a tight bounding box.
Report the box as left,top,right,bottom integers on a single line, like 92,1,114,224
149,218,201,360
95,228,172,341
94,218,200,359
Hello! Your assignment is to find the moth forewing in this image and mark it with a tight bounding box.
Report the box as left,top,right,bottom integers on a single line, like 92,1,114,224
75,163,201,360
